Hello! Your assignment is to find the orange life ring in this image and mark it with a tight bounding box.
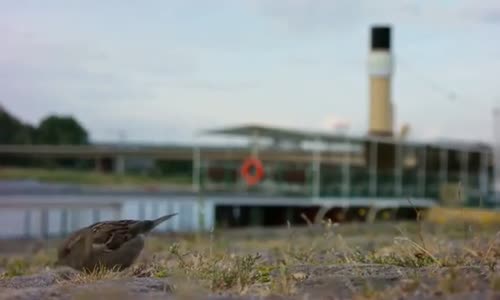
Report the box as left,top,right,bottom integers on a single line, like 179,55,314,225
240,156,265,186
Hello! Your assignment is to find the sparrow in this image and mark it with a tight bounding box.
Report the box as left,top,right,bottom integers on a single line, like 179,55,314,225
55,213,178,272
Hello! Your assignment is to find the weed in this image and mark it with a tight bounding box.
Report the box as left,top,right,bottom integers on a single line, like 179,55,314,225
1,258,31,277
69,264,124,284
490,274,500,291
269,259,296,296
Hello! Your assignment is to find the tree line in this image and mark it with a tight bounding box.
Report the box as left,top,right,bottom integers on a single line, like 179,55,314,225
0,105,90,168
0,105,192,177
0,105,88,145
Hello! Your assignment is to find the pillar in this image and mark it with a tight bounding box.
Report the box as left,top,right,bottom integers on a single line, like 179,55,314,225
368,25,394,137
114,155,125,175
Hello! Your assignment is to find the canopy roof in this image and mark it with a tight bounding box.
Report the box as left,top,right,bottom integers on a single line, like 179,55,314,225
202,123,491,152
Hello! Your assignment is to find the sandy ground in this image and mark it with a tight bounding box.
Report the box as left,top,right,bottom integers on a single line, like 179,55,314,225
0,223,499,300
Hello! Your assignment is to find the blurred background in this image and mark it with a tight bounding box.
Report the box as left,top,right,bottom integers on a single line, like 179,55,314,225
1,0,499,240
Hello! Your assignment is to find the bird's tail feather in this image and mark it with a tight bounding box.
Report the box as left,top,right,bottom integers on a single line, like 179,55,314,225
152,213,178,227
132,213,178,233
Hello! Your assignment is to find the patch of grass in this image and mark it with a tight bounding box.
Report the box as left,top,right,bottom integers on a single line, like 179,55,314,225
437,267,464,294
368,252,437,268
268,260,296,296
491,274,500,291
0,258,31,278
68,264,124,284
165,242,269,293
0,167,191,187
1,221,499,298
0,250,56,278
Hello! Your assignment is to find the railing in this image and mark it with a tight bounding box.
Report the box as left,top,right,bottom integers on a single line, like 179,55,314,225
199,163,494,206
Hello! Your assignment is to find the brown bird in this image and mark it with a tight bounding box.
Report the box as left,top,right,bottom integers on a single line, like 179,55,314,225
55,213,178,272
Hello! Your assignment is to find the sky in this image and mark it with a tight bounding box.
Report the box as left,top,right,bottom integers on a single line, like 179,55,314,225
1,0,500,145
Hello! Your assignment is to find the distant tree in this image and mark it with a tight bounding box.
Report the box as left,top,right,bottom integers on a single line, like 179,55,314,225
36,115,89,145
0,107,36,144
0,106,38,166
13,124,37,144
0,106,90,168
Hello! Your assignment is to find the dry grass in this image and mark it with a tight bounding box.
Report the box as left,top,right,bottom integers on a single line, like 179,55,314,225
425,206,500,226
0,167,191,187
0,220,499,299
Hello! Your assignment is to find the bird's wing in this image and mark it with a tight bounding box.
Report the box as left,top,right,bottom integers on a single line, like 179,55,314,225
89,220,141,251
58,227,93,258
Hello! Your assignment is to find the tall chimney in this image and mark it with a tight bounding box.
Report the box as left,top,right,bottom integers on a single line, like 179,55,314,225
368,25,394,137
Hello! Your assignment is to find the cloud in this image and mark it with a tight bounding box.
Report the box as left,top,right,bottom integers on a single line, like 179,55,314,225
1,1,498,144
247,0,362,34
0,25,201,140
248,0,500,34
458,0,500,24
0,22,268,142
